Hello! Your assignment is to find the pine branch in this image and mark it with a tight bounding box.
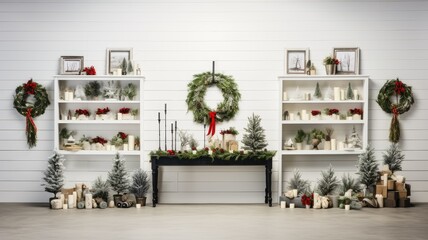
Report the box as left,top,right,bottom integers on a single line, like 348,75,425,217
316,165,339,196
382,143,404,173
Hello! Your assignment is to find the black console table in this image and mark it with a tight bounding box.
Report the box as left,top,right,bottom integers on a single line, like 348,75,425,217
150,155,273,207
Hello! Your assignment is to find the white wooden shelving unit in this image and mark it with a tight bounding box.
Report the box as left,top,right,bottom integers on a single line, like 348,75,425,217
53,75,145,172
278,75,369,199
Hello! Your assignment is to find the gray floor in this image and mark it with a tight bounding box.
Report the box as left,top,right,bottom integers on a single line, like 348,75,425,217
1,203,428,240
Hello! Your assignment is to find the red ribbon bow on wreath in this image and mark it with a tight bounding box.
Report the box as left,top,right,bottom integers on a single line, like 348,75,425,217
206,111,217,136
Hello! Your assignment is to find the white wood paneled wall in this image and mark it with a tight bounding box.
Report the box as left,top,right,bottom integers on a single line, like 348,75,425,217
0,0,427,203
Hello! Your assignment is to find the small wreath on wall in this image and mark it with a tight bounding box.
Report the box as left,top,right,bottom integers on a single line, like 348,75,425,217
13,79,50,148
186,72,241,136
376,78,414,143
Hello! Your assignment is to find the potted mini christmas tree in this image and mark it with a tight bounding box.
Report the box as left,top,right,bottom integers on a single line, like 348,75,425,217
357,145,378,195
316,165,339,197
382,143,404,174
41,151,65,208
294,129,306,150
91,176,110,209
107,153,130,205
241,113,268,152
130,169,150,206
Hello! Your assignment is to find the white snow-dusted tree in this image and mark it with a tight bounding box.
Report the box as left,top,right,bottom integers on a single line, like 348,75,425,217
91,176,110,202
339,173,361,195
241,113,268,151
357,145,378,192
346,82,354,100
287,169,310,195
130,169,150,199
41,151,65,197
316,165,340,196
314,82,322,99
107,153,129,195
382,143,404,174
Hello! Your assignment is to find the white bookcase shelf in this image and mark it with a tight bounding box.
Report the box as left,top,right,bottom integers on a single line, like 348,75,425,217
278,75,369,199
54,75,145,168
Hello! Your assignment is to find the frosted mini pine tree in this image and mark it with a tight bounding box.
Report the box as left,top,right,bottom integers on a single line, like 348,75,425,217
346,82,354,100
339,173,361,195
383,143,404,173
241,113,268,152
107,153,129,195
288,169,310,195
313,82,322,99
92,176,110,202
316,165,340,196
42,151,65,197
357,145,378,193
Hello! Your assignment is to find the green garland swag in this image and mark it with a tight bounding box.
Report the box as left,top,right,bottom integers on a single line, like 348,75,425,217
150,149,276,162
186,72,240,135
13,79,50,148
376,78,414,143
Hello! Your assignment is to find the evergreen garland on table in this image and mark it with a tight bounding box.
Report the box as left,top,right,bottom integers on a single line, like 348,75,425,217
41,151,65,197
241,113,268,152
287,169,310,195
316,165,339,196
129,169,150,199
356,145,378,191
313,82,322,99
346,82,354,100
339,173,361,195
91,176,110,202
107,153,130,195
382,143,404,173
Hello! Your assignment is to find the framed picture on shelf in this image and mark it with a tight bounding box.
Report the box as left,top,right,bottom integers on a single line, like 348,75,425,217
106,48,133,75
285,49,309,74
59,56,84,75
333,48,360,75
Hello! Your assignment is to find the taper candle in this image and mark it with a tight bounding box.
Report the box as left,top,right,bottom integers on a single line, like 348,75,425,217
164,104,167,150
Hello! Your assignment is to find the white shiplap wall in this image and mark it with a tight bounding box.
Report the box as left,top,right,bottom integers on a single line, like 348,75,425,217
0,0,427,202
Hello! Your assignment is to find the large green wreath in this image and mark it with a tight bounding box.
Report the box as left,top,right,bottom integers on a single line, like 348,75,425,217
13,79,50,148
376,78,414,143
186,72,240,133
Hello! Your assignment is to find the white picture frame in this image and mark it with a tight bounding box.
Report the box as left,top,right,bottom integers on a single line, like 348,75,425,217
59,56,84,75
106,48,133,75
333,47,360,75
285,49,309,74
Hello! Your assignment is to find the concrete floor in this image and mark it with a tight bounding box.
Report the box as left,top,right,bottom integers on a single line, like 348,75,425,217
1,203,427,240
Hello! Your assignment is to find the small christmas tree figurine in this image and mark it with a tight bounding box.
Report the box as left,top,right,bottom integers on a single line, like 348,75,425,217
130,169,150,205
382,143,404,173
241,113,268,152
107,153,130,197
357,145,378,194
41,151,65,198
346,82,354,100
288,169,310,195
339,173,361,195
316,165,339,196
313,82,322,99
91,176,110,203
121,58,127,75
127,61,134,74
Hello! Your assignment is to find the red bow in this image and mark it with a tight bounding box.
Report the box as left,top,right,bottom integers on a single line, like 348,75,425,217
206,111,217,136
392,106,399,116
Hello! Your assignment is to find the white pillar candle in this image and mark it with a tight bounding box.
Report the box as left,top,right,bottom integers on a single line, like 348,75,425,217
338,141,344,150
71,116,76,120
340,89,345,101
289,113,294,120
116,69,122,76
85,194,93,209
345,205,350,210
111,145,116,151
117,113,123,120
383,173,388,186
136,203,141,209
192,150,197,154
292,189,298,198
289,203,295,209
123,143,129,151
353,89,358,100
60,193,64,205
73,191,77,208
68,195,74,209
283,92,288,101
280,201,286,208
67,92,74,101
106,144,111,151
63,203,68,210
128,135,135,151
333,87,340,101
331,139,337,150
346,116,353,120
208,149,213,155
376,194,384,208
64,91,69,101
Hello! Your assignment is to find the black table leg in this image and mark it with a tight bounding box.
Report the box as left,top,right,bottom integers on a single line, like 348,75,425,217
152,162,159,207
265,164,268,204
267,159,272,207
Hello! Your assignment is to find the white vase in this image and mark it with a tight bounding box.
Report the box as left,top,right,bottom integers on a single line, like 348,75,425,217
295,143,303,150
345,204,351,210
324,141,331,150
